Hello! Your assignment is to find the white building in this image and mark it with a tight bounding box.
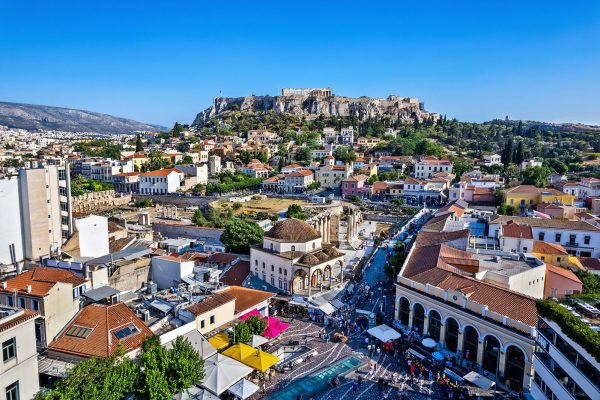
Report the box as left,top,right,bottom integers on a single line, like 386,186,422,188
241,159,272,178
151,255,195,289
138,168,184,194
208,155,222,175
521,159,543,169
0,165,73,269
75,215,109,258
476,154,502,167
414,156,453,179
395,230,539,391
176,164,208,186
284,170,314,193
532,314,600,400
0,306,40,400
250,218,344,296
489,216,600,258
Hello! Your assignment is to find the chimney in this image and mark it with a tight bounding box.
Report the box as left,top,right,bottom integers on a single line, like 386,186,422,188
27,285,32,293
1,281,6,289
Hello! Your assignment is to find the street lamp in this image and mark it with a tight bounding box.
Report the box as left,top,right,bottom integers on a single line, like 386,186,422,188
381,295,386,313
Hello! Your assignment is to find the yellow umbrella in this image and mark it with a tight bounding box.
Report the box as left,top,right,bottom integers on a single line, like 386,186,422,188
240,349,280,373
208,332,230,350
222,343,257,361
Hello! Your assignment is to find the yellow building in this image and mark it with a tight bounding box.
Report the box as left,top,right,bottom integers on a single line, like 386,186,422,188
532,241,583,270
126,152,149,169
504,185,575,209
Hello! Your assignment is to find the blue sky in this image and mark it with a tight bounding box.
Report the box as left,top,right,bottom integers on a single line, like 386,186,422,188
1,1,599,127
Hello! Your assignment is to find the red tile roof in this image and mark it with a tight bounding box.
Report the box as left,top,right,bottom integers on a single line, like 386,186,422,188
0,309,39,334
140,168,182,177
221,261,251,286
217,286,274,314
186,292,236,316
502,222,533,239
0,267,87,297
532,241,568,255
545,263,582,284
48,303,153,358
505,185,539,194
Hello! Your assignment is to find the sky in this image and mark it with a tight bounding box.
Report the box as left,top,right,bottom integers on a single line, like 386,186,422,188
1,1,599,127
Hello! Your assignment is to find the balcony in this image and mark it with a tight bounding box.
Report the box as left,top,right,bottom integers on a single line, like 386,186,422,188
563,242,579,248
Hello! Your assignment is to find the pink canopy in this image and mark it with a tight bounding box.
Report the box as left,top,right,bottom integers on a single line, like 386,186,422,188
261,316,290,339
239,309,261,321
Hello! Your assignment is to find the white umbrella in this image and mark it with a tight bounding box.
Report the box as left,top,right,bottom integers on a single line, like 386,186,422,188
421,338,437,348
367,324,401,342
249,334,269,348
228,379,260,399
172,387,220,400
201,354,253,395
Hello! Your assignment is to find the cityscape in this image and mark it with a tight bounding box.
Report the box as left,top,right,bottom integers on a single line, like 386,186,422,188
1,2,599,400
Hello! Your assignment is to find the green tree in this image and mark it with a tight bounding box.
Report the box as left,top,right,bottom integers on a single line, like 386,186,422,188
522,165,551,187
36,350,138,400
307,181,321,190
220,219,264,254
181,155,194,164
294,147,312,163
230,322,252,344
452,157,473,178
172,122,183,138
334,147,357,164
514,140,525,165
245,315,267,336
168,336,205,394
575,270,600,294
192,209,207,226
501,137,514,166
135,134,144,152
287,204,306,220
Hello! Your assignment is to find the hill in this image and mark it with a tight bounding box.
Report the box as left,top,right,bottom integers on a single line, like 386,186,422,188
193,92,439,126
0,101,166,134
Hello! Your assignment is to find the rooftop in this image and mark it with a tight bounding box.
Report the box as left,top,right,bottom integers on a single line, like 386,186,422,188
217,286,275,314
491,216,600,231
264,218,321,243
0,267,87,297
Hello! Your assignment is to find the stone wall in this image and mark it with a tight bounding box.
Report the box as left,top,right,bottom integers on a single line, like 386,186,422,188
72,190,131,213
132,194,216,210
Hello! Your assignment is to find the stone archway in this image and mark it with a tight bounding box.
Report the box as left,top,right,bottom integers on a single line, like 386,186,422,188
412,303,425,334
292,270,307,293
398,297,410,327
482,335,501,375
324,265,332,281
311,269,323,287
463,326,479,363
445,317,460,353
428,310,442,342
504,345,526,390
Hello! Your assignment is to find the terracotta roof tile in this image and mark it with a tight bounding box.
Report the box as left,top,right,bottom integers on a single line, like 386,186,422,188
502,222,533,239
492,216,600,231
532,241,568,255
186,293,236,316
217,286,274,314
140,168,182,177
545,263,582,283
0,267,87,297
0,309,39,334
48,303,153,358
221,261,250,286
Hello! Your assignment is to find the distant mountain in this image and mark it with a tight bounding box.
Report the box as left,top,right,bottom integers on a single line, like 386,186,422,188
0,101,166,134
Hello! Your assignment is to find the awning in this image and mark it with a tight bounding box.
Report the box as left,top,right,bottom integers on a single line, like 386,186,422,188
262,316,290,339
444,368,463,382
367,324,401,342
228,379,259,399
248,334,269,348
318,303,336,315
238,309,261,321
201,354,253,395
173,387,220,400
223,343,258,362
421,338,437,348
164,330,217,360
407,348,426,360
331,299,345,309
463,371,495,390
241,349,279,373
38,356,77,378
208,332,230,350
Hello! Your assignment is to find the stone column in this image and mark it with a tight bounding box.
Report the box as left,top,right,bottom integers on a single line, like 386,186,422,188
423,315,429,335
476,339,485,365
498,349,507,379
326,216,331,243
457,330,464,353
408,305,415,330
439,323,446,348
523,358,534,391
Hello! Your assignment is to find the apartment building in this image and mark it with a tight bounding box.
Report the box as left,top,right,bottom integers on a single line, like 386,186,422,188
0,166,73,270
138,168,184,194
314,156,352,190
0,267,87,347
532,311,599,400
414,156,453,179
0,306,40,400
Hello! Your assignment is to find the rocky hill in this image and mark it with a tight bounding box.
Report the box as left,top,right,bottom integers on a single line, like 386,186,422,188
0,101,166,134
193,93,439,125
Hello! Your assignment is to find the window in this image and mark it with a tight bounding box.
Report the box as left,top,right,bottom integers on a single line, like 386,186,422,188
569,234,576,244
72,288,79,299
538,232,545,241
32,299,39,311
271,265,274,272
262,262,265,269
18,298,25,309
255,260,258,266
584,235,591,245
66,325,93,339
200,320,205,329
284,270,288,276
5,381,19,400
555,233,561,242
7,296,13,307
291,245,296,252
2,338,16,362
113,324,140,339
270,243,273,251
210,315,215,324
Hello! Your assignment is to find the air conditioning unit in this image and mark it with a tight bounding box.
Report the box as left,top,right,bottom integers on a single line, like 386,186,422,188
140,310,150,321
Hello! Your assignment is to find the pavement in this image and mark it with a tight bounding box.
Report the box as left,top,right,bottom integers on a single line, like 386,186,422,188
261,221,454,400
